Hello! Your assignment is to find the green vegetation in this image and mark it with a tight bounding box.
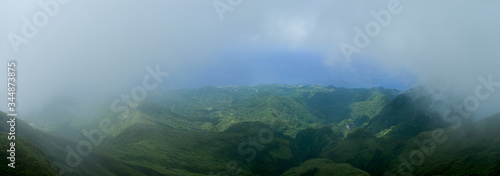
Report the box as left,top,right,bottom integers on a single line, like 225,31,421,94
0,132,55,176
280,158,370,176
385,113,500,176
6,85,500,175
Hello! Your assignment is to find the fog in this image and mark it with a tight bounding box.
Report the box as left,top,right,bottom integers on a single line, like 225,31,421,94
0,0,499,119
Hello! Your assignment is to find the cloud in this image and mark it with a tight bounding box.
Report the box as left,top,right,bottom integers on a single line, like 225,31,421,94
0,0,498,118
371,0,500,117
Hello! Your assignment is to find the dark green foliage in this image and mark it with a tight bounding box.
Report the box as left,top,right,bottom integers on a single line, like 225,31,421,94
10,85,500,175
350,92,391,121
0,132,56,176
292,126,342,161
280,158,370,176
99,121,297,175
126,85,396,137
354,115,370,127
366,92,447,139
321,128,401,175
346,128,372,140
385,113,500,176
0,112,159,176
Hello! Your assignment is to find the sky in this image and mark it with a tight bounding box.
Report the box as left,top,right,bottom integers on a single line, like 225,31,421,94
1,0,500,117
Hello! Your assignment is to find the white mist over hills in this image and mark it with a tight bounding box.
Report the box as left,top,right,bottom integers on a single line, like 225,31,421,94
0,0,499,118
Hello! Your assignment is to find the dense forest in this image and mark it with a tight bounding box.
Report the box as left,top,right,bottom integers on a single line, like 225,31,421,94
1,84,499,175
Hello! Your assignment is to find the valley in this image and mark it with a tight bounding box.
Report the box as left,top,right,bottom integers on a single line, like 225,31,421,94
2,84,499,175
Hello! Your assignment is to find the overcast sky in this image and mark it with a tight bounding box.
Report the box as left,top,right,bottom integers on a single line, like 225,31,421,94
1,0,500,117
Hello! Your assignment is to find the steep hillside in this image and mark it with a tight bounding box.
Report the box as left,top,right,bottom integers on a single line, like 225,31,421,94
97,121,298,175
280,158,370,176
385,113,500,175
0,132,55,176
107,85,399,137
11,85,500,175
366,92,447,139
0,112,155,175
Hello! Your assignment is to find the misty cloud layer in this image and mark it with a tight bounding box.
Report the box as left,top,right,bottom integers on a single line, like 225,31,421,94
0,0,499,118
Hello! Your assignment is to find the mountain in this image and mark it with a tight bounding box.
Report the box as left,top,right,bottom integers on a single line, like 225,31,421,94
102,85,399,138
0,111,160,175
280,158,370,176
0,132,55,176
6,84,500,175
384,113,500,175
366,90,448,139
99,121,297,175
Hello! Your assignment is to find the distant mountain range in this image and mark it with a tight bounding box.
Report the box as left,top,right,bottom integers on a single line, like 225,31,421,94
2,84,499,175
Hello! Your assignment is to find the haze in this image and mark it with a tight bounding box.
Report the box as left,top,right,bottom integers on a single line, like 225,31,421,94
0,0,499,118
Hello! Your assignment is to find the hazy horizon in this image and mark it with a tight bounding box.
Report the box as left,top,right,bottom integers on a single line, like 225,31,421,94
2,1,500,175
1,0,500,118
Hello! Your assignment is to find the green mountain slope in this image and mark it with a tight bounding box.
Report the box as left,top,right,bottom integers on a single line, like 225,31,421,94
12,85,500,175
366,92,447,139
385,113,500,176
0,132,55,176
0,112,156,175
97,121,297,175
280,158,370,176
